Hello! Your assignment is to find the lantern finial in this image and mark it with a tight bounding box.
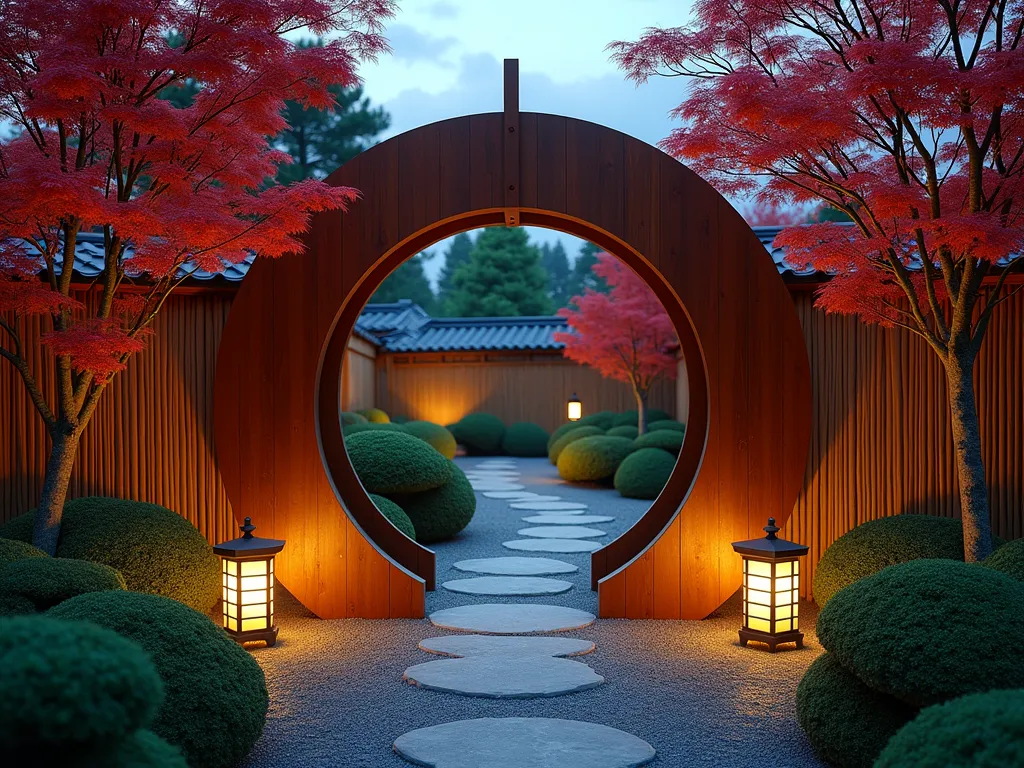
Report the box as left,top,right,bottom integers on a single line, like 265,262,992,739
240,517,256,539
763,517,779,540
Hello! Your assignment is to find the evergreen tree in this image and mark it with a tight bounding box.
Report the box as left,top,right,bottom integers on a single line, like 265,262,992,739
542,241,572,308
567,241,610,298
371,253,436,312
435,232,474,312
443,228,553,317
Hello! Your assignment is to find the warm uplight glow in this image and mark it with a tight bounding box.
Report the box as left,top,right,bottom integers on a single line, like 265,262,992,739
567,393,582,421
214,517,285,648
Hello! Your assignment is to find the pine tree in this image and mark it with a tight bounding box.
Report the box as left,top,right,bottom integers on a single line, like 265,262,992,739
371,253,436,312
567,242,609,298
542,241,571,308
435,232,474,313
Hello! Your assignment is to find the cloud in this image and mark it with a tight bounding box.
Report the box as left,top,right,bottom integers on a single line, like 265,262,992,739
426,1,459,18
386,23,458,64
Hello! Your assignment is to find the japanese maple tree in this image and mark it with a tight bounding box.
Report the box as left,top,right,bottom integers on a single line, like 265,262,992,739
555,253,677,434
0,0,395,553
610,0,1024,560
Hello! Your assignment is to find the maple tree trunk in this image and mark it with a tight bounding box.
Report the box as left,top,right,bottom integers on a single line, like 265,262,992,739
635,388,648,436
32,426,79,556
944,350,994,562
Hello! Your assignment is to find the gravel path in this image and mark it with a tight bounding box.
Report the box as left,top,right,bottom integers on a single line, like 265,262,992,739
243,457,826,767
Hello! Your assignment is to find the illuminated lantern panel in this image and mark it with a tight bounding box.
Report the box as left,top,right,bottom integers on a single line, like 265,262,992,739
732,518,808,653
567,393,582,422
214,517,285,648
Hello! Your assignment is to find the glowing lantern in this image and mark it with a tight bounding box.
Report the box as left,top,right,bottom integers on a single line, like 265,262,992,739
567,393,582,422
732,517,808,652
214,517,285,647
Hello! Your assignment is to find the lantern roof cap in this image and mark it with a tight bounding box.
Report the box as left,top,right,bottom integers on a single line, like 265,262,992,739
731,518,808,558
214,517,285,557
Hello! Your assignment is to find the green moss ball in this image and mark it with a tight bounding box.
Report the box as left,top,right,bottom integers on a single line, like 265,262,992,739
345,430,453,494
369,494,416,540
0,616,164,756
342,421,405,436
648,419,686,433
612,408,671,428
980,538,1024,582
796,652,917,768
450,413,506,455
502,422,550,457
49,592,268,768
547,422,581,451
574,410,616,430
812,514,969,608
357,407,391,423
0,537,47,564
817,559,1024,707
558,435,636,483
876,689,1024,768
606,425,639,439
633,429,684,455
340,411,368,425
402,420,458,459
390,463,476,543
0,498,220,613
614,448,676,499
547,425,604,464
1,557,125,610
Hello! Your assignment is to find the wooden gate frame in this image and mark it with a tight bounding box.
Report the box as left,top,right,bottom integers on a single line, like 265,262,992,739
213,60,811,620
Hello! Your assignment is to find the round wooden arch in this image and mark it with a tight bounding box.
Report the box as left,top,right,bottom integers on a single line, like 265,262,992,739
213,61,811,620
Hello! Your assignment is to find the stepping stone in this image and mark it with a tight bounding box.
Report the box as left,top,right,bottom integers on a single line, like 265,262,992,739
418,635,595,658
482,491,546,499
518,526,607,539
403,656,603,699
429,603,595,634
452,556,578,576
522,514,615,525
394,718,657,768
503,539,603,553
509,501,589,511
470,483,525,491
441,576,574,596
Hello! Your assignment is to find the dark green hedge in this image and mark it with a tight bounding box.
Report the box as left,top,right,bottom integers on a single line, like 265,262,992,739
606,425,639,439
451,413,506,455
0,537,47,564
547,425,604,464
648,419,686,433
342,421,405,436
557,435,636,483
1,557,125,611
0,594,36,616
633,430,684,455
370,494,416,540
357,407,390,423
340,411,368,426
611,408,671,428
614,448,676,499
0,498,220,612
981,538,1024,582
345,430,453,494
50,592,268,768
547,422,581,451
812,514,970,608
796,652,917,768
876,689,1024,768
502,422,550,457
390,462,476,543
74,729,188,768
401,420,458,459
574,410,616,430
817,559,1024,707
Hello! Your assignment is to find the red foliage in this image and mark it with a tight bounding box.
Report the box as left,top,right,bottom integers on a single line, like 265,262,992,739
555,253,677,392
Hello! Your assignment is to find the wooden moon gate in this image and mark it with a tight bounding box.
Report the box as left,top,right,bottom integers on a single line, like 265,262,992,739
213,60,812,619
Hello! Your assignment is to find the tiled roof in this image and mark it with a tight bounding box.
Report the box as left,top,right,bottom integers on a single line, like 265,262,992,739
355,300,431,335
383,315,568,353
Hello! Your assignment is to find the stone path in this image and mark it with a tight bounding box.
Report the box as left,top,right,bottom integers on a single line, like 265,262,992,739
509,500,589,511
502,539,604,553
441,576,574,596
452,556,579,576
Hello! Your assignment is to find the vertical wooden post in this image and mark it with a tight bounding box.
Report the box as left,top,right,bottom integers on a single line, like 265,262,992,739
503,58,520,226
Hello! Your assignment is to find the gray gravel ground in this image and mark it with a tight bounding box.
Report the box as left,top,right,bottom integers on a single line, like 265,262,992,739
242,457,826,768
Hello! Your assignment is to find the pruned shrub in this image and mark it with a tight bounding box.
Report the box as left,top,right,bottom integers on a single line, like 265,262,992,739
0,537,47,564
796,652,917,768
0,615,165,759
0,595,36,616
50,592,268,768
611,408,671,428
345,430,453,494
648,419,686,433
357,407,390,423
390,463,475,543
614,448,676,499
547,425,604,464
606,425,639,439
547,422,581,451
812,514,970,607
876,689,1024,768
1,557,125,610
450,413,506,455
402,420,457,459
0,498,220,613
817,559,1024,707
390,415,410,424
557,435,636,483
502,422,550,457
74,729,189,768
633,429,684,455
370,494,416,540
340,411,368,426
574,410,616,430
342,421,405,436
980,538,1024,582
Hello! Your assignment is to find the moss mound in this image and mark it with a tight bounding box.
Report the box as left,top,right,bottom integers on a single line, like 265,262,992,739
981,538,1024,581
547,422,582,451
50,592,268,768
1,557,125,611
369,494,416,540
648,419,686,433
547,425,604,464
402,420,458,459
451,413,506,455
345,430,453,494
614,448,676,499
502,422,550,457
558,435,636,483
0,498,220,612
877,689,1024,768
633,429,684,455
342,421,405,437
817,559,1024,707
0,616,165,757
0,594,36,616
611,408,671,428
574,410,616,430
340,411,368,425
390,414,410,424
796,652,917,768
0,537,47,564
606,425,639,439
74,729,189,768
357,407,390,423
812,514,969,608
390,463,476,543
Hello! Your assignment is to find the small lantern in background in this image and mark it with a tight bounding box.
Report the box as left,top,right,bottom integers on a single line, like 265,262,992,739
567,393,582,422
214,517,285,648
732,517,808,653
